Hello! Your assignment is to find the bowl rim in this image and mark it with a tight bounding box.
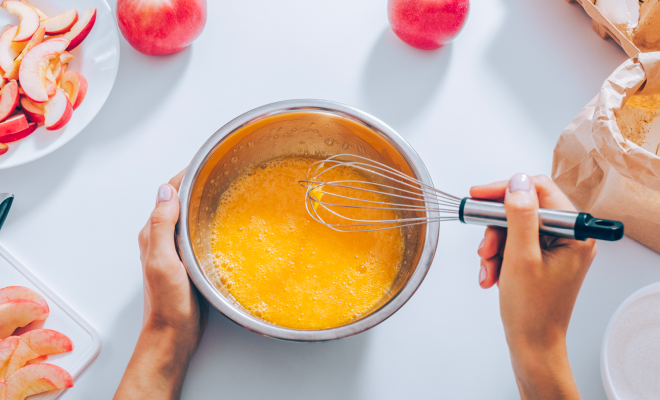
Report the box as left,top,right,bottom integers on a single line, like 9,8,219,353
601,281,660,399
176,99,440,341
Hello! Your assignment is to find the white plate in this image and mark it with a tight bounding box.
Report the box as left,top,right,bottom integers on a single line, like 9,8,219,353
0,243,101,399
0,0,120,169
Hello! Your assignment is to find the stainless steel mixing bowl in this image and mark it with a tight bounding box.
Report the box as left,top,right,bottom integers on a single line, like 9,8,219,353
177,100,439,341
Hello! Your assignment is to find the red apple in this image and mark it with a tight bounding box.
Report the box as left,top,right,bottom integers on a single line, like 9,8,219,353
62,7,95,51
3,25,44,80
0,336,21,380
44,89,72,130
18,38,69,103
4,329,73,379
388,0,469,50
20,96,43,123
0,122,36,143
0,26,27,73
19,0,46,22
0,80,19,122
0,287,48,311
0,142,6,155
117,0,207,56
60,70,86,110
59,50,73,64
0,113,28,136
0,1,39,42
24,355,47,365
0,300,47,339
41,9,78,35
4,363,73,400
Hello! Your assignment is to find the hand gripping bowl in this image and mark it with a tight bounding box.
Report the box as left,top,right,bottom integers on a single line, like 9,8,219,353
176,100,439,341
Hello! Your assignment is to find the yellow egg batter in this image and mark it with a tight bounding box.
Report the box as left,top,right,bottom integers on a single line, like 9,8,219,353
210,157,404,330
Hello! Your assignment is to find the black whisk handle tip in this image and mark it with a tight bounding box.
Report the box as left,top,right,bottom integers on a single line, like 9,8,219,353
574,213,624,241
0,193,14,232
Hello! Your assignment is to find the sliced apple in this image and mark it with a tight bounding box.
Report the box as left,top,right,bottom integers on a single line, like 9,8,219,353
18,38,69,103
0,1,39,42
4,363,73,400
60,70,86,110
0,122,36,143
0,142,7,155
44,89,71,130
0,300,47,340
0,286,48,313
0,79,6,89
63,7,95,51
4,329,73,379
0,27,27,73
0,113,27,137
0,81,19,122
0,336,21,380
59,51,72,64
20,96,43,123
24,355,47,365
18,0,46,22
41,9,77,35
3,25,44,80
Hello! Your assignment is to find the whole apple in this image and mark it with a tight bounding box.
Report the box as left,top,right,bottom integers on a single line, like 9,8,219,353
117,0,207,56
388,0,469,50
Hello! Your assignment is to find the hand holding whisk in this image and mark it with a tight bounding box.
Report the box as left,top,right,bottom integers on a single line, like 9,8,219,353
299,154,624,241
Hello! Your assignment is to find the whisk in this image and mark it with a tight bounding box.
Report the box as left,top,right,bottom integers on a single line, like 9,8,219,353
299,154,624,241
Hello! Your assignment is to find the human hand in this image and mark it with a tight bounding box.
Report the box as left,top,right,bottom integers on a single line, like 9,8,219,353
471,174,596,400
115,170,208,400
137,169,208,350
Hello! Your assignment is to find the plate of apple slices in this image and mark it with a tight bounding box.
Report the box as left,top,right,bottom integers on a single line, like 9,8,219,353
0,0,119,169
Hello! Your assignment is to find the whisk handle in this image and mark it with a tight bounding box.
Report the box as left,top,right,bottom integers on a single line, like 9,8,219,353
458,198,624,241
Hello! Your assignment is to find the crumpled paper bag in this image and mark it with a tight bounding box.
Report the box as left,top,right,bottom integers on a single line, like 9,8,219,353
552,52,660,252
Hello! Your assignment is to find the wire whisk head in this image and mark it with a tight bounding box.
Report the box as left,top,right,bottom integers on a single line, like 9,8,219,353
299,154,461,232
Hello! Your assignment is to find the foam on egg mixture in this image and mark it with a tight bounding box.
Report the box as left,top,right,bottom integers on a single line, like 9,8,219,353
210,157,404,330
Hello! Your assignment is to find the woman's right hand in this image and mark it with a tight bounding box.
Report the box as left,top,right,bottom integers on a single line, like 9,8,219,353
471,174,597,400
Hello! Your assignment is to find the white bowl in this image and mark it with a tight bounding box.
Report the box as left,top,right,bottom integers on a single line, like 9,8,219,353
601,281,660,399
0,0,120,169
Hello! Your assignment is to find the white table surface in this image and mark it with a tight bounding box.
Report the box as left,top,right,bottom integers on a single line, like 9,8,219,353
1,0,659,398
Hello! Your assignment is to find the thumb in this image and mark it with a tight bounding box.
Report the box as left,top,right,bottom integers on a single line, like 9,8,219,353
503,173,542,264
147,184,180,260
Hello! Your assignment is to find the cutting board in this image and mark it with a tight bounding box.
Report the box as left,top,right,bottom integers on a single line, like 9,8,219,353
0,244,101,399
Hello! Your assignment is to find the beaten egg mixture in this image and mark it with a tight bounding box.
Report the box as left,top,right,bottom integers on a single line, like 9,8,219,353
210,157,404,330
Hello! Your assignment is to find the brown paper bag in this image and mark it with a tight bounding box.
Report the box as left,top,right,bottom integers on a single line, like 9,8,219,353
552,52,660,252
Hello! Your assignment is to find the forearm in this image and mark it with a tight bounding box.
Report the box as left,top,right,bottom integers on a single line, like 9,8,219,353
114,322,195,400
510,341,581,400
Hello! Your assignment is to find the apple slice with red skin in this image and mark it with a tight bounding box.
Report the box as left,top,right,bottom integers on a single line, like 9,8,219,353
0,142,7,155
59,51,73,64
0,122,36,143
18,38,69,103
0,286,48,312
0,300,47,340
63,8,95,51
0,27,27,73
0,336,21,380
25,355,47,365
60,70,86,110
4,329,73,379
0,1,40,43
20,97,43,123
0,80,19,122
19,0,46,22
44,89,72,130
4,25,44,80
4,363,73,400
0,113,28,137
41,9,78,35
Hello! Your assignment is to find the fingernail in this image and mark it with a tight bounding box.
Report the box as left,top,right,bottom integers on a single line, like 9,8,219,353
479,265,487,283
157,184,172,204
509,173,531,192
478,238,485,251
